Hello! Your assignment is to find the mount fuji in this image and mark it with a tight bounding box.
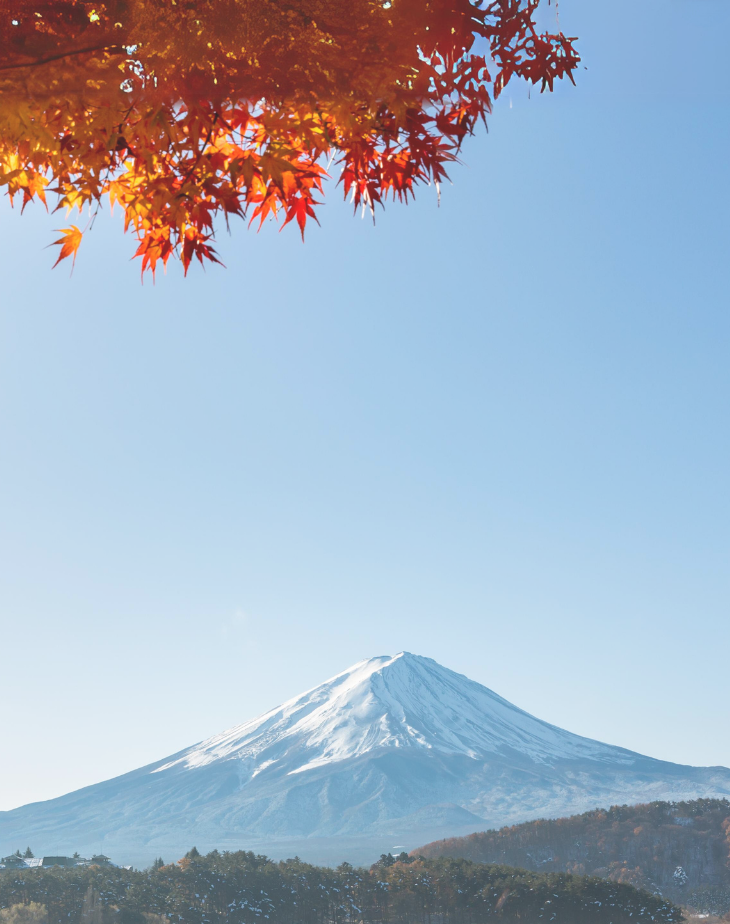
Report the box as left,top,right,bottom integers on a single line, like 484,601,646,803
2,652,729,866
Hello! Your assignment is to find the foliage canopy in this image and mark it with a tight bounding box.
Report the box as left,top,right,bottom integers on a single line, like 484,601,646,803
1,0,579,275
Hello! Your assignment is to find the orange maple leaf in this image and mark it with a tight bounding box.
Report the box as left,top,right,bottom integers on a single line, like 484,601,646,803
51,226,83,269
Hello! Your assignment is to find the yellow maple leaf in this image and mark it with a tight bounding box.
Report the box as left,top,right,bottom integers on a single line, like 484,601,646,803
51,226,83,269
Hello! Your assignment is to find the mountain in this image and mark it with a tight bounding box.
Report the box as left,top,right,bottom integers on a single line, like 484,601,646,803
415,798,730,916
2,652,729,867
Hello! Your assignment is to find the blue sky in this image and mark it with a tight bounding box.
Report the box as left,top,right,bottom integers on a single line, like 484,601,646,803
0,0,728,811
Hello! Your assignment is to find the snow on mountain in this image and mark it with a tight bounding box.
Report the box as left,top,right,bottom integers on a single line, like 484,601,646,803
1,652,729,868
155,653,626,779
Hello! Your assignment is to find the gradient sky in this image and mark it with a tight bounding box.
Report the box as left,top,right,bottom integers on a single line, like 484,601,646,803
0,0,728,813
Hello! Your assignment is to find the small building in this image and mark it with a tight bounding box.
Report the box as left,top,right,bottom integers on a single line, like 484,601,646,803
89,855,113,867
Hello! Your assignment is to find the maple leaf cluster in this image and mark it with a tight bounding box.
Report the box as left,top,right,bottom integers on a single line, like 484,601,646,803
0,0,579,276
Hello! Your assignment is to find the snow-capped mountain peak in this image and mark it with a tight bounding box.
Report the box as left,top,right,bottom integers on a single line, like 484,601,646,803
154,652,625,781
3,651,729,866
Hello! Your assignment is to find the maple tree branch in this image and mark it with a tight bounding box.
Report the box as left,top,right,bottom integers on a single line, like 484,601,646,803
0,0,579,277
0,43,124,73
180,113,219,185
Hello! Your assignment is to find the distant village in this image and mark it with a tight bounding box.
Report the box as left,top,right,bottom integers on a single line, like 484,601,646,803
0,850,120,870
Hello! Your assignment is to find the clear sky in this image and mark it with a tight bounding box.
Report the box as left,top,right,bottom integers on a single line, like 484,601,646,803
0,0,728,813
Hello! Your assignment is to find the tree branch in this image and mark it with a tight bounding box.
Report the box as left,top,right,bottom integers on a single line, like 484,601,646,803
0,42,124,73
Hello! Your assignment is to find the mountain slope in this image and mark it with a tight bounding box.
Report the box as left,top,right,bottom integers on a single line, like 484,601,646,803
2,653,729,866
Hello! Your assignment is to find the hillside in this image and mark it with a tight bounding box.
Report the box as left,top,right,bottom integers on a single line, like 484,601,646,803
2,654,730,867
416,799,730,915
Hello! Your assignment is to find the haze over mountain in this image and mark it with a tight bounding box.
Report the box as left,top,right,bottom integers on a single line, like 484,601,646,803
2,652,729,866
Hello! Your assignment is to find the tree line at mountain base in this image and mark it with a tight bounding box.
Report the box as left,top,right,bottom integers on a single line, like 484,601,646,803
1,850,683,924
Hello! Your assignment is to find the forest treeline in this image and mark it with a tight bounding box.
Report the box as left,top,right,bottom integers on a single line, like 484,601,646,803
0,850,683,924
416,799,730,915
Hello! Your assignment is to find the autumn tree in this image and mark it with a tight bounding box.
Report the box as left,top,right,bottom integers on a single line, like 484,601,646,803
0,903,47,924
0,0,580,276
